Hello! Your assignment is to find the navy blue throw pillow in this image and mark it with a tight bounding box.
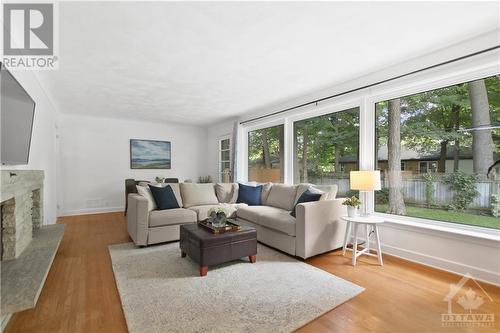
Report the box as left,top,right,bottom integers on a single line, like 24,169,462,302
290,189,322,217
237,183,262,206
148,185,180,210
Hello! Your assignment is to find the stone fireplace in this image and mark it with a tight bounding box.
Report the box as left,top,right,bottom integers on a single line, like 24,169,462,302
1,169,65,326
0,170,43,260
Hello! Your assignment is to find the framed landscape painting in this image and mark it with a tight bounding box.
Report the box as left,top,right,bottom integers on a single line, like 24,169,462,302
130,139,171,169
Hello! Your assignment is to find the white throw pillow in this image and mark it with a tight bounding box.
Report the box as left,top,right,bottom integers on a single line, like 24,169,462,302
215,183,239,204
260,182,273,205
136,185,157,212
166,183,184,207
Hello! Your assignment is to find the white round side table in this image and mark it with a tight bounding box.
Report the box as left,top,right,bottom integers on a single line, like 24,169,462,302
341,216,385,266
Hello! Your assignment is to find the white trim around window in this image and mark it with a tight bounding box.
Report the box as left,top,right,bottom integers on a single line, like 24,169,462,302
240,118,286,184
285,98,363,186
375,212,500,242
217,134,231,183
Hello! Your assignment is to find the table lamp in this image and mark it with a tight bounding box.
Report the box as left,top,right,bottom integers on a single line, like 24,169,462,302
350,170,381,216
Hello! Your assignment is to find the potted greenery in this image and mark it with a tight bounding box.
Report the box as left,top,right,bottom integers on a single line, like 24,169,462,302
207,207,228,227
342,196,362,217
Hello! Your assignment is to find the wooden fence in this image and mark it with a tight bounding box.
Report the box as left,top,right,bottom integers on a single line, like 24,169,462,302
248,167,281,183
309,175,499,209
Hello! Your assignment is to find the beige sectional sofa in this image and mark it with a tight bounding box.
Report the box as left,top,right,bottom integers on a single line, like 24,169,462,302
127,182,347,259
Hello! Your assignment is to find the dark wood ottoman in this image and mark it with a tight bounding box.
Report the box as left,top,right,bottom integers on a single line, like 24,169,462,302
179,223,257,276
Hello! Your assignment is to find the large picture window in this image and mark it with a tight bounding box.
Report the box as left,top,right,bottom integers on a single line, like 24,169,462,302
375,75,500,229
248,124,284,183
293,107,359,196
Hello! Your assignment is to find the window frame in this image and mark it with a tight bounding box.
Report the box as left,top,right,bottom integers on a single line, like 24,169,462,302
245,120,286,183
218,135,231,182
369,63,500,231
291,105,361,185
418,161,428,173
241,118,286,183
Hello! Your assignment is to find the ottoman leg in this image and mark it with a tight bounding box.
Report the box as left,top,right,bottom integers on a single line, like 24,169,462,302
181,251,186,258
200,266,208,276
249,255,256,263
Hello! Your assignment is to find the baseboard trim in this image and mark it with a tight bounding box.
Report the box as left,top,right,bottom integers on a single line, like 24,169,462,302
381,243,500,287
349,234,500,286
60,206,124,217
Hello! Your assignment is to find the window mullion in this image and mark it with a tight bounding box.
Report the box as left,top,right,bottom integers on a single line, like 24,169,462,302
360,96,376,213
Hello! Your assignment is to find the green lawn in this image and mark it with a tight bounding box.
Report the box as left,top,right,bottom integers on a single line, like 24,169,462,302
375,204,500,230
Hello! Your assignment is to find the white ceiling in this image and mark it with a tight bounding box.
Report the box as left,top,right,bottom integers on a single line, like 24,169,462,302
37,1,500,126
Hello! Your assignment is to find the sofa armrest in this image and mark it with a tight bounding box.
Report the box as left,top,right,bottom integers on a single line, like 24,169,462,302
295,199,347,259
127,193,149,246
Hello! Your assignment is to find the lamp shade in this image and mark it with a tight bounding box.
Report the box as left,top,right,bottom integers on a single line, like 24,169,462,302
350,170,381,191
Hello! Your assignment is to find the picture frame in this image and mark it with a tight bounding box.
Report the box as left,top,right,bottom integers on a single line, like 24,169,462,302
130,139,171,169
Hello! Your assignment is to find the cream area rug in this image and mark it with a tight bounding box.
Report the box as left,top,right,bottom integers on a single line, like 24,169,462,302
109,242,364,333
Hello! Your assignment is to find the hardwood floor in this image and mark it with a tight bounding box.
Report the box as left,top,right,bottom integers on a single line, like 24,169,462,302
5,212,499,333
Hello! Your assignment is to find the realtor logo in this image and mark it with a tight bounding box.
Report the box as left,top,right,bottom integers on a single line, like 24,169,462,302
2,2,58,69
442,273,495,328
4,3,53,55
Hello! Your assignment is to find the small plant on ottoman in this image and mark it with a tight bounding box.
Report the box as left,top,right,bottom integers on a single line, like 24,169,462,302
207,207,228,227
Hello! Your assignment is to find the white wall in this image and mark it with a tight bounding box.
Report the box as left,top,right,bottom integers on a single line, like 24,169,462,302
376,221,500,286
1,71,59,225
59,114,207,215
206,119,235,182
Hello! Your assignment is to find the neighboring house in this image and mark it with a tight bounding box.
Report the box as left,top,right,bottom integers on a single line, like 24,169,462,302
340,146,480,174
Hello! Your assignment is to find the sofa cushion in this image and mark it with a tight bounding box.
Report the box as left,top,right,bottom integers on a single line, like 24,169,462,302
294,184,338,203
259,209,297,236
215,183,238,203
236,205,265,223
136,185,156,211
149,185,180,210
237,183,262,206
148,208,197,227
237,205,296,236
180,183,219,208
266,184,298,211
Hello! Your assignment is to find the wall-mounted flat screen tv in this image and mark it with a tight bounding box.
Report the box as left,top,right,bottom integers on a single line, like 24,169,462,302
1,63,36,165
